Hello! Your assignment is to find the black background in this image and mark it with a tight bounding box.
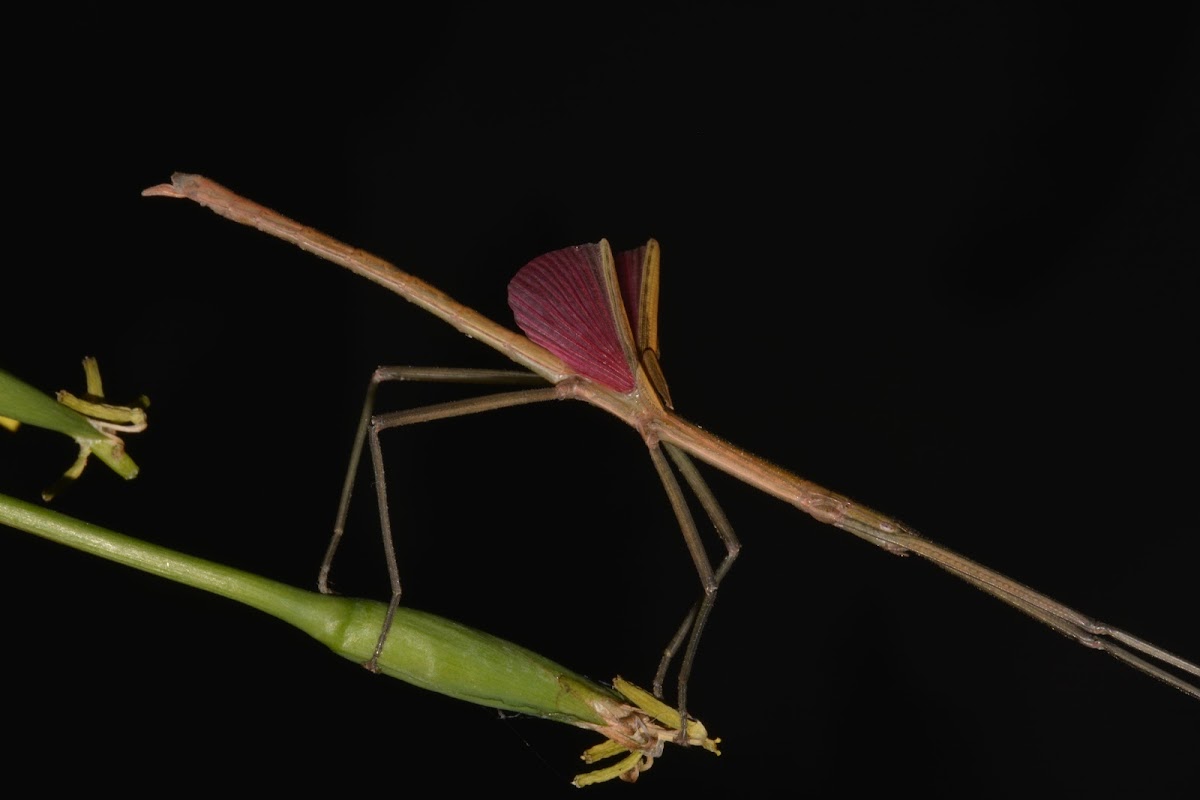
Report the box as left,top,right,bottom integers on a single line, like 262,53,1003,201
3,6,1197,796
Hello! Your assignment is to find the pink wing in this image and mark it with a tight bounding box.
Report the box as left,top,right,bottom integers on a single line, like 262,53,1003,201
613,244,647,347
508,242,638,393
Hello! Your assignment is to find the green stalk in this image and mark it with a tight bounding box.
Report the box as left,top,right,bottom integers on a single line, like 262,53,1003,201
0,492,718,785
0,364,140,482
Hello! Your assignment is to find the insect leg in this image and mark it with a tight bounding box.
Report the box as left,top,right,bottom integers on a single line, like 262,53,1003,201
645,441,741,730
321,366,555,670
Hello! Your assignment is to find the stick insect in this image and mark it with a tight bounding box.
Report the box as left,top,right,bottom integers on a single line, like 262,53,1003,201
144,174,1200,727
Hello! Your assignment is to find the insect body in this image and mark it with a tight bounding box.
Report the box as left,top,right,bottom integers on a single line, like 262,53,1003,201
145,174,1200,723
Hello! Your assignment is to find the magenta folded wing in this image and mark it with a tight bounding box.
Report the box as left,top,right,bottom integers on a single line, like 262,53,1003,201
613,244,647,347
508,243,636,393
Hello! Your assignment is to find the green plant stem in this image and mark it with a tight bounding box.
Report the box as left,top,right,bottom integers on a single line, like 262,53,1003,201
0,367,139,480
0,491,618,723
